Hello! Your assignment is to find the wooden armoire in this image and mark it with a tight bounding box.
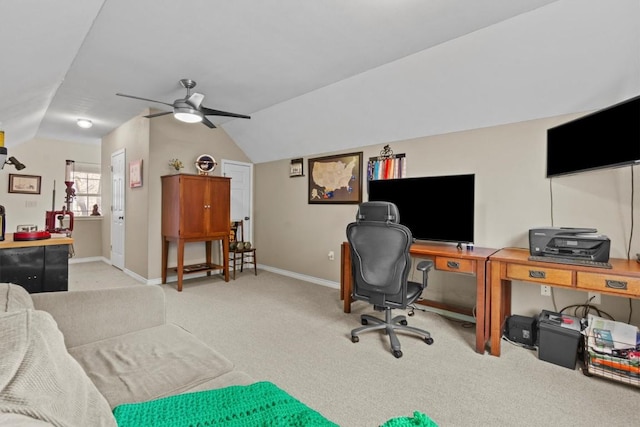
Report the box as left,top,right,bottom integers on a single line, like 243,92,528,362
161,174,231,291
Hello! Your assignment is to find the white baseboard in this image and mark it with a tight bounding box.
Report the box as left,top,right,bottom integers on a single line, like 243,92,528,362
69,256,109,264
258,265,339,289
70,258,340,289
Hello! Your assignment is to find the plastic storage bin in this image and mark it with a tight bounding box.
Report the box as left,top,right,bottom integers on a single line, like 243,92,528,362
538,310,582,369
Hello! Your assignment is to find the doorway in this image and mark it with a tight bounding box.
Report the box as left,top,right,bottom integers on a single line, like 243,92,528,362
221,160,253,242
110,149,125,270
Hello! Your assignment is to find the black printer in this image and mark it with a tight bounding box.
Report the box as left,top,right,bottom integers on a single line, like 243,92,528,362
529,227,610,262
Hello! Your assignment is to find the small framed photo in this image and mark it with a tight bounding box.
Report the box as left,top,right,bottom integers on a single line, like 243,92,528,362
8,174,41,194
308,152,363,204
290,158,304,177
129,159,143,188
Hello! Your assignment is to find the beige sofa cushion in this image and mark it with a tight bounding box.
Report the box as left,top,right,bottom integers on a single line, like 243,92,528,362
69,324,236,408
0,310,116,427
0,283,33,313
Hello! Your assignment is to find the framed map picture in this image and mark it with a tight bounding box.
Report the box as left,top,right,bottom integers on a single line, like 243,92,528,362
308,152,362,204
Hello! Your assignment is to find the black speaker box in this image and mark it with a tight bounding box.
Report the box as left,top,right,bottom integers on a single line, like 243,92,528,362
504,315,537,346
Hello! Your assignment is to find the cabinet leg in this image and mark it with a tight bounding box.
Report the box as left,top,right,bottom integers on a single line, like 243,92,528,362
205,241,212,277
177,240,185,292
222,236,229,282
161,238,168,284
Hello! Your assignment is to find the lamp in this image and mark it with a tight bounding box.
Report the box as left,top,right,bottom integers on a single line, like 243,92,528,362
1,151,26,170
7,156,26,170
173,101,203,123
77,119,93,129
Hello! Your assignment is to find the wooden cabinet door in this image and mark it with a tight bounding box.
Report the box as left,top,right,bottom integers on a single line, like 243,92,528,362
180,175,208,238
206,178,231,236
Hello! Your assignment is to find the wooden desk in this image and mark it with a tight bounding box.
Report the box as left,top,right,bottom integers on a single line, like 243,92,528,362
0,233,73,293
341,241,497,354
489,248,640,356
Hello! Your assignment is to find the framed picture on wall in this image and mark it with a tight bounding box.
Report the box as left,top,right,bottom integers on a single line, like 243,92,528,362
308,152,363,204
290,158,304,177
129,159,142,188
8,174,41,194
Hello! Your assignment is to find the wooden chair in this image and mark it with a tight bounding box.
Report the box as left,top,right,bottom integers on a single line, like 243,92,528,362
229,220,257,279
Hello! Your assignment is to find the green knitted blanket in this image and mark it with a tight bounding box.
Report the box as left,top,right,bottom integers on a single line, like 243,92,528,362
112,381,438,427
113,381,338,427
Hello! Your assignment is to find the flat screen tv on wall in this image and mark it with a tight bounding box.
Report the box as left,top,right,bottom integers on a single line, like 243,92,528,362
367,174,475,244
546,95,640,178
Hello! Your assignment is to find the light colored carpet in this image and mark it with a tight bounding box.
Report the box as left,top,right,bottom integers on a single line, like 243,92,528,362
69,263,639,426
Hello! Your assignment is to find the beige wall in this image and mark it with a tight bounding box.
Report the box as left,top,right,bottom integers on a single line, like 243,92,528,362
0,136,100,241
101,113,150,277
4,112,638,324
71,217,103,257
101,110,251,280
255,113,640,324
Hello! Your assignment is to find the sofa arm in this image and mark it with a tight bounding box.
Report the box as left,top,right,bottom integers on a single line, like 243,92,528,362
31,285,166,348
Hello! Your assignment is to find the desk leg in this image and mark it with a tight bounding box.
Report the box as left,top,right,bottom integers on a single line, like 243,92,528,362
484,260,492,351
474,261,487,354
177,240,185,292
162,238,169,284
341,243,352,313
340,242,348,301
490,261,511,356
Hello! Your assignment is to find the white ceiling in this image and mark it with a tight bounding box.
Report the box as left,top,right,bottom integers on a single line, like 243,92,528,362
1,0,638,164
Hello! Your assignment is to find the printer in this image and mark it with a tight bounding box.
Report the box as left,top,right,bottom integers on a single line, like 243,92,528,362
529,227,611,262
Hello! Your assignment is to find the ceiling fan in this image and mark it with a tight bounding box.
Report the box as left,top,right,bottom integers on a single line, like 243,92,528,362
116,79,250,128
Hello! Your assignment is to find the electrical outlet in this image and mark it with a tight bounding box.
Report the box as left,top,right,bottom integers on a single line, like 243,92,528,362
328,251,335,261
541,285,551,296
588,291,601,305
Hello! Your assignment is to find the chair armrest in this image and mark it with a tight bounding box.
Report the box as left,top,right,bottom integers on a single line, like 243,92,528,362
416,259,434,272
416,259,434,290
31,285,166,348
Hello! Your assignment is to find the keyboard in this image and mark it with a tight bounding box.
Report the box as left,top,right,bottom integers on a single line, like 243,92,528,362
528,255,612,269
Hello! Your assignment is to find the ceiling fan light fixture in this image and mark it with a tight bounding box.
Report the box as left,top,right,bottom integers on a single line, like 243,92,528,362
77,118,93,129
174,107,203,123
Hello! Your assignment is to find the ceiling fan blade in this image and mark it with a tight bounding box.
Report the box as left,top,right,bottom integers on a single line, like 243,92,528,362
201,106,251,119
116,93,174,107
144,111,173,119
201,117,217,129
186,93,205,109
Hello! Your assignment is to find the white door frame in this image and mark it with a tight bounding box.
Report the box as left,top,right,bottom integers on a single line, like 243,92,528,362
110,148,125,270
221,159,253,242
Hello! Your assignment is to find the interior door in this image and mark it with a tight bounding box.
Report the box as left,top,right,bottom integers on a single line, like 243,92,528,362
110,149,125,270
222,160,253,242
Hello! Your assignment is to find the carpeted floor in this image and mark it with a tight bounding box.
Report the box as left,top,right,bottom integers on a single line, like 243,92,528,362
69,262,639,426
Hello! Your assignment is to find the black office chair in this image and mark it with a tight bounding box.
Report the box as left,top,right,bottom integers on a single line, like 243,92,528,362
346,201,434,358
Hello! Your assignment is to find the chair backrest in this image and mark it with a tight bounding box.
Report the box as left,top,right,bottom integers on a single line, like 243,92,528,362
230,220,244,243
346,201,413,308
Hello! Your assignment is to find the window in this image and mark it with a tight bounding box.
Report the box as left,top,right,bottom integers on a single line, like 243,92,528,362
71,163,102,217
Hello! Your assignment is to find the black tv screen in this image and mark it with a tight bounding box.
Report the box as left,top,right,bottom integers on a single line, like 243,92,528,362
368,174,475,244
546,95,640,177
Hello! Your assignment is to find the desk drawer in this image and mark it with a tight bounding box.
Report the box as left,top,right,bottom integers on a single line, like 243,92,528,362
507,263,573,286
577,272,640,297
435,257,474,274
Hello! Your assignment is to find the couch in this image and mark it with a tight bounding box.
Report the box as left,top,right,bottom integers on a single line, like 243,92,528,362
0,283,254,426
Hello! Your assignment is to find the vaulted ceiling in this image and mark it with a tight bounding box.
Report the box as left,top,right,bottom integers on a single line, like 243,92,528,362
1,0,638,163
